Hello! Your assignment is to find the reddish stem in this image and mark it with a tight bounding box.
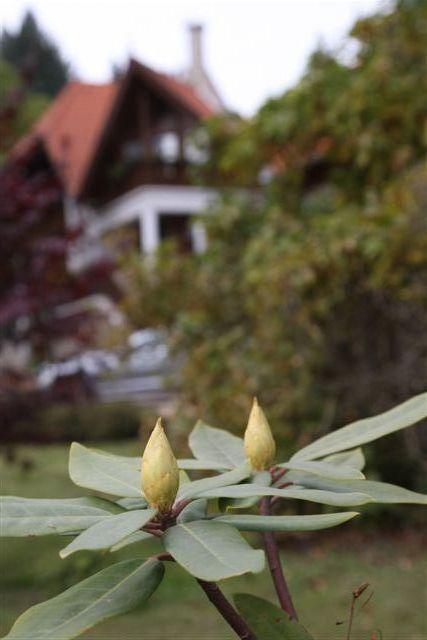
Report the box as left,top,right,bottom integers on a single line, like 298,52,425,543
197,580,257,640
260,496,298,621
270,467,288,483
145,521,163,528
152,552,256,638
276,481,293,490
172,498,191,518
142,524,164,537
152,552,175,562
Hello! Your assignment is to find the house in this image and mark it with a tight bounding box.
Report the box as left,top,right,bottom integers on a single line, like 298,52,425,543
11,25,224,262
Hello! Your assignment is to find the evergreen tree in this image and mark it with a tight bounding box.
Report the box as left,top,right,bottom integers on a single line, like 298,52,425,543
0,58,49,158
0,10,69,97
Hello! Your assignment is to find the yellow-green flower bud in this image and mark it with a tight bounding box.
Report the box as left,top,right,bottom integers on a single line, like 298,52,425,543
141,418,179,513
244,398,276,470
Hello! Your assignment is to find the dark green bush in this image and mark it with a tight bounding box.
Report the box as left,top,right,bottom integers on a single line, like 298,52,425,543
3,399,152,443
40,401,143,441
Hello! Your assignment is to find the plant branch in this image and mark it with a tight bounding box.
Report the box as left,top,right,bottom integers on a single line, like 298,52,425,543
152,552,256,639
197,579,257,640
346,582,370,640
259,496,298,621
152,552,175,562
142,523,164,537
346,596,356,640
270,467,288,484
172,498,191,518
276,481,293,490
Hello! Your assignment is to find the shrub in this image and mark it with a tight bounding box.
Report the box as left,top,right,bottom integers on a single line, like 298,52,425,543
2,393,427,639
1,398,150,443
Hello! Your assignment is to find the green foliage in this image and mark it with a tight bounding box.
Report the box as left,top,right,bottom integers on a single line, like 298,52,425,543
196,484,373,508
189,421,247,468
1,496,121,537
277,460,364,480
69,442,142,497
123,2,427,486
0,57,49,155
2,444,426,638
177,464,251,501
59,509,156,558
215,512,358,532
196,0,427,197
2,558,164,640
0,10,69,97
5,400,145,444
163,520,265,581
234,594,314,639
291,392,427,460
1,393,426,638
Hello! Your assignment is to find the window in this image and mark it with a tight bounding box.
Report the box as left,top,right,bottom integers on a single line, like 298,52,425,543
154,131,180,163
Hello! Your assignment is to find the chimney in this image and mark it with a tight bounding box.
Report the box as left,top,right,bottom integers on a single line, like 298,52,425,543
189,23,203,72
184,23,224,113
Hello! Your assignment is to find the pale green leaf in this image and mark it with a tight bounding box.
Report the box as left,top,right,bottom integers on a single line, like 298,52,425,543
110,530,153,552
292,393,427,461
194,483,373,507
0,496,121,537
189,421,246,468
215,511,359,531
1,558,164,639
321,448,365,470
116,497,147,510
59,509,155,558
278,459,364,480
163,520,264,581
177,499,208,523
69,443,141,497
234,593,314,640
289,476,427,504
178,458,228,471
177,463,251,501
221,471,271,511
68,444,216,498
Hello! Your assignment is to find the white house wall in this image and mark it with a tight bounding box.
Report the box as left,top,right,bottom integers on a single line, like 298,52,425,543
90,184,217,254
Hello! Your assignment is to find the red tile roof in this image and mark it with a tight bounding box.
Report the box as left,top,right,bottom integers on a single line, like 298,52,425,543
131,60,214,119
11,62,216,198
159,72,214,118
13,81,119,198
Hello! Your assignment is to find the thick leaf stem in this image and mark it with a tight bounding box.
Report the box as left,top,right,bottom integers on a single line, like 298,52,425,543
260,496,298,621
172,498,191,517
197,579,257,640
153,553,256,639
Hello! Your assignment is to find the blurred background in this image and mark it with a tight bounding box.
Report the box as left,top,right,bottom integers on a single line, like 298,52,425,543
1,0,426,637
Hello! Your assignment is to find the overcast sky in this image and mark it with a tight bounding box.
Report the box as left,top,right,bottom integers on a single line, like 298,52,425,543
1,0,386,115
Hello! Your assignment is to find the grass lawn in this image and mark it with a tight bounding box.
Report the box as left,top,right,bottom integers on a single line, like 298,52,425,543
1,442,426,639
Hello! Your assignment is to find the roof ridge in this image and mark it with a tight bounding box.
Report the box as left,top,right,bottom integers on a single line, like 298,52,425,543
10,57,215,197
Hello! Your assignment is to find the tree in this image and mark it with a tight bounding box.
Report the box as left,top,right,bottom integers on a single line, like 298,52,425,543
122,0,427,487
0,153,116,362
0,10,69,98
0,57,49,158
0,72,117,429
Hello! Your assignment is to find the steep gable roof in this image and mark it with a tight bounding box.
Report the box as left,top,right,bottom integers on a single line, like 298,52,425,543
130,60,214,119
11,60,218,198
12,81,119,198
